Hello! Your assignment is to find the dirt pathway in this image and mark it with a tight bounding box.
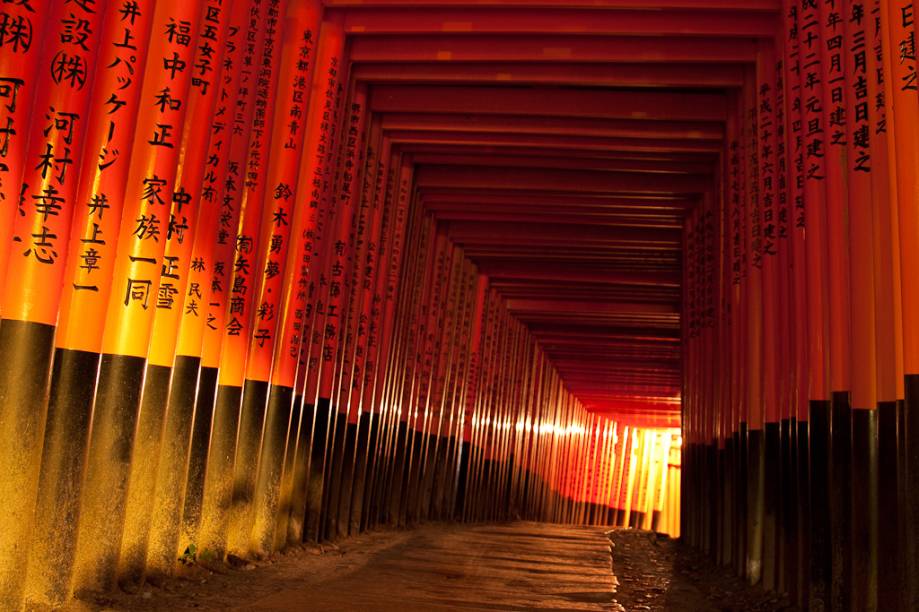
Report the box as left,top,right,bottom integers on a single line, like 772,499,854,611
607,529,796,611
65,523,796,611
68,522,614,611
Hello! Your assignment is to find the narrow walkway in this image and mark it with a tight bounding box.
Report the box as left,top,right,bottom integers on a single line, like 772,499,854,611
75,523,615,611
73,524,792,611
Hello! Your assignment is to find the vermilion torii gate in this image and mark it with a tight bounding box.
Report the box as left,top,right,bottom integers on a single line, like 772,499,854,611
0,0,916,611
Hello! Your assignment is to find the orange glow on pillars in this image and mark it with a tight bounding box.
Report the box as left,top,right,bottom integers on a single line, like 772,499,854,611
359,146,398,419
846,0,878,411
773,38,794,425
247,0,325,389
870,0,901,404
99,0,202,359
261,12,336,463
73,0,204,593
463,275,488,443
299,20,349,405
413,228,452,434
718,144,732,448
386,197,428,428
443,260,476,443
146,0,234,370
349,136,390,414
726,93,746,435
884,0,919,375
370,162,413,416
800,0,831,402
0,1,112,605
2,1,105,326
819,0,852,395
392,212,433,429
758,42,780,425
743,67,765,430
332,119,380,422
782,0,810,421
317,79,366,403
191,0,273,557
197,0,273,376
173,0,257,365
215,0,290,390
56,1,156,353
879,0,919,392
424,230,455,445
0,0,50,310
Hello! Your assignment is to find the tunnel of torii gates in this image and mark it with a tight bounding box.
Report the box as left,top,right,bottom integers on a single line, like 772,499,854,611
2,0,919,609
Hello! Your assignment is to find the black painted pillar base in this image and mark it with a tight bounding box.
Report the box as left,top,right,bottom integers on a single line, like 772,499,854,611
305,398,332,543
26,347,99,606
898,397,908,611
850,408,878,611
416,432,440,522
735,425,748,578
746,427,764,586
429,433,453,520
118,362,172,584
388,420,409,525
147,356,206,576
350,410,373,535
227,379,269,554
877,400,900,611
181,365,219,548
454,440,470,519
719,442,732,567
903,375,919,610
809,399,831,611
197,384,242,557
287,400,315,545
334,419,359,539
780,417,797,599
705,441,715,555
319,406,346,541
72,353,146,593
796,418,810,609
403,428,428,525
830,392,852,612
361,411,383,531
249,384,295,554
762,421,780,591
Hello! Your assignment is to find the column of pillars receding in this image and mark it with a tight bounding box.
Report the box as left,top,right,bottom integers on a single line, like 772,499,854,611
0,1,677,609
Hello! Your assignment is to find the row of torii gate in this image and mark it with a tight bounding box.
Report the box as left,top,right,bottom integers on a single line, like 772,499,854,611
0,1,680,610
9,0,919,610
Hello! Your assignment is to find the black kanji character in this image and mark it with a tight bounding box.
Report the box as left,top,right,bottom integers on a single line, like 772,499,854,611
79,247,100,273
118,0,140,23
163,51,186,78
50,51,87,89
133,212,161,241
60,12,91,50
167,214,187,242
141,175,167,204
25,225,57,263
165,17,191,46
272,207,288,227
0,76,23,112
0,12,31,52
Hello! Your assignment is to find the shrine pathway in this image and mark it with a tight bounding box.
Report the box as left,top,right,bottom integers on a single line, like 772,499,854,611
70,522,791,611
